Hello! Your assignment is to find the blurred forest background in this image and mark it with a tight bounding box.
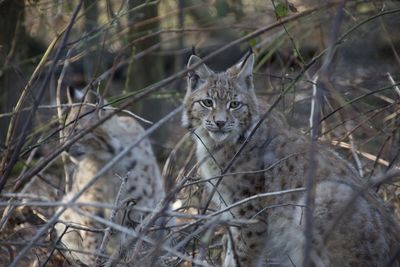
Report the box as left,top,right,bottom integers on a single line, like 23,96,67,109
1,0,400,266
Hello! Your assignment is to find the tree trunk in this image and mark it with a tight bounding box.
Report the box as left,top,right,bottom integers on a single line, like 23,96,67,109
83,0,100,82
0,0,26,145
125,1,167,157
126,0,163,90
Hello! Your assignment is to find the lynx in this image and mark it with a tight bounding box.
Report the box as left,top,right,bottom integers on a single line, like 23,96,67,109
56,92,165,265
182,53,400,266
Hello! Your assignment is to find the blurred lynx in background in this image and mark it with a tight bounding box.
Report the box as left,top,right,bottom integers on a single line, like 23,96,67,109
56,90,165,265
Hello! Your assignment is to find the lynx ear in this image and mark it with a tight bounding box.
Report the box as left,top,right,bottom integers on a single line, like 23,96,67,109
68,87,85,104
187,55,213,91
68,87,99,104
235,53,254,91
88,90,110,118
68,88,106,118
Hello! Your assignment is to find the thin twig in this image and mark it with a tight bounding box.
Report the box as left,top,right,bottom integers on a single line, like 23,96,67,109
209,188,306,218
348,133,364,177
56,49,72,193
387,72,400,98
304,2,345,265
182,152,303,188
94,173,128,265
331,140,399,169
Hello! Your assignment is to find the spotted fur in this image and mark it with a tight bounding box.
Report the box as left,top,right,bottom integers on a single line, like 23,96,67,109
183,53,400,266
56,97,164,265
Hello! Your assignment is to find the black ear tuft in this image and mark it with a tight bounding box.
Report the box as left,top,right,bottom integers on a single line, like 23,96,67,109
68,86,86,104
191,45,197,56
188,73,200,91
239,49,254,70
186,55,213,91
247,46,253,55
235,53,255,91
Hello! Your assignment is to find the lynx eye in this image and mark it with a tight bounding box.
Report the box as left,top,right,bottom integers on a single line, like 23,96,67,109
200,99,214,108
229,101,242,109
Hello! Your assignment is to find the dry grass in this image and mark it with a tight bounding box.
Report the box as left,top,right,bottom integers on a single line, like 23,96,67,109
1,0,400,266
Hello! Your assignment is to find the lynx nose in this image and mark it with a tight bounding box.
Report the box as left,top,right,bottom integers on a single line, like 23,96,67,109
215,120,226,129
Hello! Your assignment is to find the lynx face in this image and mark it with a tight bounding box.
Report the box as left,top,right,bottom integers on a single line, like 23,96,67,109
183,54,259,144
66,106,121,161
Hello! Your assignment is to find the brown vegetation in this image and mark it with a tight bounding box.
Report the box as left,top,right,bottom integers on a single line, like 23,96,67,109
0,0,400,266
